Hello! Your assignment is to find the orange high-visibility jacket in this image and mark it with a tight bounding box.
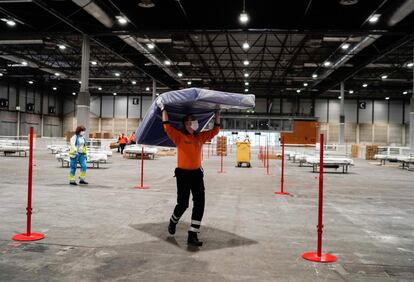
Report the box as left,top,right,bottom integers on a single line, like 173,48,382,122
128,134,136,142
118,136,128,145
163,122,220,170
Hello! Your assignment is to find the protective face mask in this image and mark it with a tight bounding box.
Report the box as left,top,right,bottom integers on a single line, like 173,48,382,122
79,131,85,136
190,120,199,131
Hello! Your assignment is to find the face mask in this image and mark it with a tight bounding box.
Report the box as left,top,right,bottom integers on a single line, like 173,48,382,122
190,120,199,131
80,131,85,136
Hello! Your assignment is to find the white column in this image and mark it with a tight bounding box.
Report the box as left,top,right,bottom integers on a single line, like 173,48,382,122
76,35,90,134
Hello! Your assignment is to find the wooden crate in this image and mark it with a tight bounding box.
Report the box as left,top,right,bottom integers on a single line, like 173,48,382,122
216,136,227,156
351,144,359,158
365,145,378,160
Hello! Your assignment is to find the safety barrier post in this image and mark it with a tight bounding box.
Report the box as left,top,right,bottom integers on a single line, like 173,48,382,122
12,127,45,241
218,139,225,173
266,139,270,175
275,137,289,195
302,134,337,263
132,146,149,189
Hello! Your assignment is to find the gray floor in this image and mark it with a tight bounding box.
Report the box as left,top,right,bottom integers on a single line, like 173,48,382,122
0,141,413,282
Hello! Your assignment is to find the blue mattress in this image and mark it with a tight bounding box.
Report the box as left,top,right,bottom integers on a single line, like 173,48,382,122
136,88,255,147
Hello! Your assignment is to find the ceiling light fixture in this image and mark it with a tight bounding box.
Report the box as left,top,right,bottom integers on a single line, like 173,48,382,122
239,12,249,24
244,73,249,78
117,16,127,25
6,20,16,27
407,62,413,68
98,87,102,91
147,43,155,50
245,81,249,86
114,72,120,77
341,43,350,50
164,60,171,66
113,92,117,96
385,97,389,100
243,59,249,66
54,72,60,76
338,96,342,99
21,61,28,66
403,91,407,95
52,87,57,90
0,73,3,77
131,80,137,85
368,14,380,24
296,89,301,93
178,72,183,77
58,45,66,50
349,90,354,94
303,82,308,87
91,61,97,65
312,73,318,79
242,42,250,50
28,80,33,84
362,83,368,87
72,92,76,95
187,81,192,85
323,61,332,67
78,81,82,84
381,75,388,79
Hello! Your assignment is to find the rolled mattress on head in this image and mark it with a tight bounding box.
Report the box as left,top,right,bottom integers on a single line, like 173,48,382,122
136,88,255,147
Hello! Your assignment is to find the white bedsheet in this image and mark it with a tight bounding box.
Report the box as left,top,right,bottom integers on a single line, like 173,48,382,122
305,157,354,165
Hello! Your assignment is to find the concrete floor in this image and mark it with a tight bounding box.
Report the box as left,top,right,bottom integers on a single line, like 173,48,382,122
0,140,413,282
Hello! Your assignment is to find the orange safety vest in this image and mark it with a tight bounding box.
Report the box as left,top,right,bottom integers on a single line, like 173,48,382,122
129,134,136,142
119,136,128,144
163,122,220,170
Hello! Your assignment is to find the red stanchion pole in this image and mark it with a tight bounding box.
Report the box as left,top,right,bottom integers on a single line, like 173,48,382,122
266,139,270,175
302,134,337,263
132,146,149,189
275,137,289,195
12,127,45,241
218,139,225,173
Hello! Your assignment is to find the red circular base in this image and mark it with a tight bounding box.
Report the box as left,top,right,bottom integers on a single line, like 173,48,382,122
12,232,45,241
132,186,149,189
274,191,290,195
302,252,337,263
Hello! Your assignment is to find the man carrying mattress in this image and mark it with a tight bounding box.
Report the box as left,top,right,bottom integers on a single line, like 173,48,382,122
157,98,220,246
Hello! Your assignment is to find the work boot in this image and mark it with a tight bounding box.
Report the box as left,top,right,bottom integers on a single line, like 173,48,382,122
168,220,176,235
187,231,203,247
69,181,77,186
79,179,88,185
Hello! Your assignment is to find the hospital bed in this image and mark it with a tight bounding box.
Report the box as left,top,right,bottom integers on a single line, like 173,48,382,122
55,152,108,168
123,145,158,159
305,157,354,173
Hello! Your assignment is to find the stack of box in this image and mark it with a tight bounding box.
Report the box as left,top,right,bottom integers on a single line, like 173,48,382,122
216,136,227,156
365,145,378,160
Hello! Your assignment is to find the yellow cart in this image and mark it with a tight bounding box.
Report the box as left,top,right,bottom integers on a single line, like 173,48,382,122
236,141,251,167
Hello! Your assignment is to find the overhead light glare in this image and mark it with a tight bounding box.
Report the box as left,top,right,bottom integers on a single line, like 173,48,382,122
114,72,120,77
303,82,308,87
113,92,117,96
147,43,155,50
243,59,249,66
406,62,413,68
239,12,249,24
164,60,171,66
72,92,76,95
296,89,301,93
145,87,150,91
242,42,250,50
245,81,249,86
28,80,33,84
58,44,66,50
362,83,368,88
98,87,102,91
244,73,249,78
21,61,28,66
52,87,57,90
178,72,183,77
349,90,354,94
6,20,16,27
187,81,192,85
117,16,127,25
245,89,249,92
323,61,332,67
385,97,389,100
91,61,97,65
312,74,318,79
341,43,350,50
131,80,137,85
381,75,388,80
403,91,407,95
54,72,60,76
368,14,380,24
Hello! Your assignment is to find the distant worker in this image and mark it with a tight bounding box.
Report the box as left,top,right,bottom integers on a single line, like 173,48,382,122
128,132,136,145
117,133,122,153
157,98,220,247
118,133,128,154
69,126,88,186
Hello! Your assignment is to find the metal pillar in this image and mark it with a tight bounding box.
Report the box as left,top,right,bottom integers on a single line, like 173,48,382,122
339,82,345,145
16,109,20,138
76,35,90,134
410,47,414,152
152,79,156,101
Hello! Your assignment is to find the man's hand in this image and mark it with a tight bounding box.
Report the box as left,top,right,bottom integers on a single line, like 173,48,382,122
156,97,164,111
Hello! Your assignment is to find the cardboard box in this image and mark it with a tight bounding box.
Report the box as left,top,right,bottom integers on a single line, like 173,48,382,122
103,132,113,139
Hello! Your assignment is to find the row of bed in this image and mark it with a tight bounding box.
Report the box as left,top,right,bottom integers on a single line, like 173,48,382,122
373,147,414,170
48,143,159,168
0,140,30,156
284,149,354,174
